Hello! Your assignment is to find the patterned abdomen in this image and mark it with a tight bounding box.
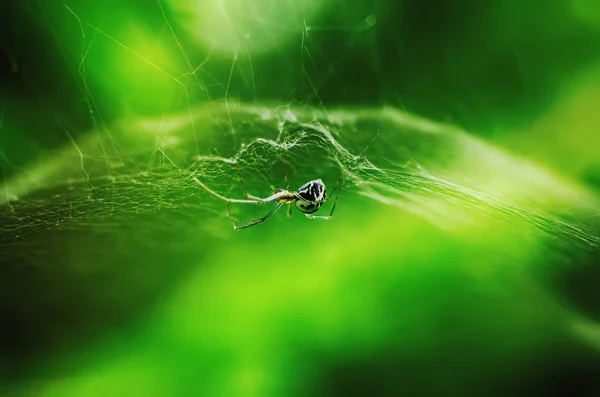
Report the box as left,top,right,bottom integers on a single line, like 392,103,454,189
296,200,324,214
295,179,326,214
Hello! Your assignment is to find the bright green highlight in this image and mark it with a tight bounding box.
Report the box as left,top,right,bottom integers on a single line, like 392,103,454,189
166,0,325,54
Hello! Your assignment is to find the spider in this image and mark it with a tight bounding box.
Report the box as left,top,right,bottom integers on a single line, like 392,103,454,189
193,173,344,230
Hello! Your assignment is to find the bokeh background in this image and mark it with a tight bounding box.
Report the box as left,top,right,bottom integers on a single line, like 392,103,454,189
1,0,600,396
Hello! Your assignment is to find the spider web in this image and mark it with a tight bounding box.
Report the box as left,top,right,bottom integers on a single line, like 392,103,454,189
1,0,600,393
2,100,599,258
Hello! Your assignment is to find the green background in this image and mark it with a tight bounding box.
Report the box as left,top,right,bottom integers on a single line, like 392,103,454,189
1,1,600,396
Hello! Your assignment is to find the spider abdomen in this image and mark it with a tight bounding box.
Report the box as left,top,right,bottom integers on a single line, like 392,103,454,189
295,200,323,214
296,179,326,202
294,179,327,214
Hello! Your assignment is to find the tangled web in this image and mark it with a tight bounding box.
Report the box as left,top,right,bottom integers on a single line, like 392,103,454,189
1,103,599,252
2,1,596,256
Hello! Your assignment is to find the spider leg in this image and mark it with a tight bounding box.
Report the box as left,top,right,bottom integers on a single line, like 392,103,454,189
235,163,262,200
304,214,332,220
232,203,284,231
224,192,265,228
224,199,244,222
327,170,345,201
225,199,237,229
326,170,345,216
193,176,286,204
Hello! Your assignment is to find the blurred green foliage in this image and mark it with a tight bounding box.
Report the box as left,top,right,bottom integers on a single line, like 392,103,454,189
0,1,600,396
